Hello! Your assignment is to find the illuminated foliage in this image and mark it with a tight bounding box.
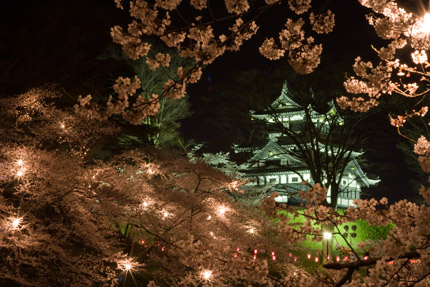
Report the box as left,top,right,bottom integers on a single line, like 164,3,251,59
0,87,292,286
6,0,430,286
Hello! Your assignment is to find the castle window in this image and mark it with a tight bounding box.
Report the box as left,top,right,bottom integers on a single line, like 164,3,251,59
291,176,299,183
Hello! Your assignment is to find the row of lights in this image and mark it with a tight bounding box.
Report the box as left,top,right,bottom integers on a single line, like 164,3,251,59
7,160,26,230
9,156,255,284
10,156,421,285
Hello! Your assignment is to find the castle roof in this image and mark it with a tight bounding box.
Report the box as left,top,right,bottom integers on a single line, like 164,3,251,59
234,80,379,188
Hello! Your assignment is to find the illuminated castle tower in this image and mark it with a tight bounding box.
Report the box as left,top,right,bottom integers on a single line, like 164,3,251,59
234,82,379,208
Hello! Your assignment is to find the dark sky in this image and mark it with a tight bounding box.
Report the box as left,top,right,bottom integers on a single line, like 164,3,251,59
0,0,426,203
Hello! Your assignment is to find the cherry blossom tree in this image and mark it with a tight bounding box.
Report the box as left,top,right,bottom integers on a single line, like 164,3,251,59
4,86,430,287
101,1,430,286
0,86,303,286
87,0,336,124
6,0,430,286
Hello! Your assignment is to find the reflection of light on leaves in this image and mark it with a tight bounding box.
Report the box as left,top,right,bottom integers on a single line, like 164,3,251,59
230,180,238,190
421,13,430,34
139,162,159,176
412,13,430,36
411,50,428,64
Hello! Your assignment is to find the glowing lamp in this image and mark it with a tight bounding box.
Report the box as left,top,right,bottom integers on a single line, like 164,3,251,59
17,160,23,166
323,232,332,240
315,257,319,263
202,270,212,280
11,217,22,229
16,170,24,177
218,206,226,215
119,259,138,272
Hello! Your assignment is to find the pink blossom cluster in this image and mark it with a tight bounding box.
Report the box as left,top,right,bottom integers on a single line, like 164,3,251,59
309,10,335,34
2,88,299,286
288,0,311,15
260,17,325,74
106,0,337,123
339,0,430,118
415,136,430,173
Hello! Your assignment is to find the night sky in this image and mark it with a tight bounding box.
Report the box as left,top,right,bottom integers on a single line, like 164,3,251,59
0,0,426,203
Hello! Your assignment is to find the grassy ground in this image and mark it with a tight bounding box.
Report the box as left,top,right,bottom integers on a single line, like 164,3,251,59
276,209,394,271
116,209,394,282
